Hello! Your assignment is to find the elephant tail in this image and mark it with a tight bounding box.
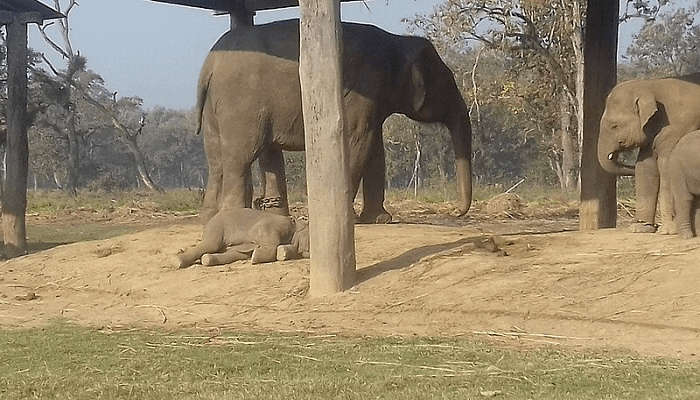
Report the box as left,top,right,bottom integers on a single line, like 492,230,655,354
194,58,214,136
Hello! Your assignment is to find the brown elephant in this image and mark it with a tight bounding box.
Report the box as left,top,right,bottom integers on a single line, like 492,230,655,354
597,73,700,234
195,20,472,224
669,130,700,239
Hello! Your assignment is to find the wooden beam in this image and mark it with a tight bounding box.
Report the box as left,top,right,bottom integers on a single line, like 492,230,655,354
580,0,619,230
0,11,43,25
298,0,356,295
3,18,30,257
149,0,359,12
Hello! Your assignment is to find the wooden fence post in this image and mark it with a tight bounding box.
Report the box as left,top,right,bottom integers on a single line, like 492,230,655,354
580,0,619,230
298,0,356,296
3,16,30,257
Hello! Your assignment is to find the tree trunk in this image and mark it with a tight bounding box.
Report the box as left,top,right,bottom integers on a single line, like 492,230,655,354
53,171,63,189
299,0,356,296
572,0,585,189
560,92,576,191
65,114,80,196
123,135,163,193
580,0,619,230
3,19,29,257
411,132,422,197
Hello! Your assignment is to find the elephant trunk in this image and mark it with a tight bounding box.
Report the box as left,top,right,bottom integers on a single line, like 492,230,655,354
597,129,635,176
447,107,473,216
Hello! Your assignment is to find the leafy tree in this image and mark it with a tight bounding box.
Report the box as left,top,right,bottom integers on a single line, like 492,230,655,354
625,2,700,77
407,0,686,191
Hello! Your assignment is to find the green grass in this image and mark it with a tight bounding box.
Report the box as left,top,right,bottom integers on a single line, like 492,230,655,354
27,189,203,215
27,182,635,216
0,324,698,399
383,182,580,204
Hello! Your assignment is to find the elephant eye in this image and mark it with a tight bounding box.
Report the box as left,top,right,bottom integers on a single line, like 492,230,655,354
610,123,619,130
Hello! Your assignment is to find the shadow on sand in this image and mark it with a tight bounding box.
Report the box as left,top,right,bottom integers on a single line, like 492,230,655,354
357,228,574,284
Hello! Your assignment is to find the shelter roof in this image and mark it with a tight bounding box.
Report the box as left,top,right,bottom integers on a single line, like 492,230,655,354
0,0,63,20
149,0,358,12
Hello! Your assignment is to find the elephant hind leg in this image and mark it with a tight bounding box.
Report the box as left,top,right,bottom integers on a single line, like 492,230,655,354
258,146,290,216
202,244,255,266
176,236,225,269
693,198,700,236
220,156,258,211
201,107,222,224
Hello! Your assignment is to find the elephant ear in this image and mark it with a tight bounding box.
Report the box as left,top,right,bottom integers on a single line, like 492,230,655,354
410,63,427,112
635,93,658,131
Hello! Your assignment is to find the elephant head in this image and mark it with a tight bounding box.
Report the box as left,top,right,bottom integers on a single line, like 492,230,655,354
395,38,473,215
597,82,659,176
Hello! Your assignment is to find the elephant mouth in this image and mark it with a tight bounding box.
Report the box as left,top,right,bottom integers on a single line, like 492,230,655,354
607,151,635,170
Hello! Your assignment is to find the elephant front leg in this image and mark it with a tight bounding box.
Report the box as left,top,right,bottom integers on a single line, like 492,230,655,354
358,135,392,224
631,147,660,233
176,238,225,269
258,146,290,216
674,196,694,239
653,126,689,235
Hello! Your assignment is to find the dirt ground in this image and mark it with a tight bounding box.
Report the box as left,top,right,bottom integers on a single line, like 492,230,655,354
1,202,699,360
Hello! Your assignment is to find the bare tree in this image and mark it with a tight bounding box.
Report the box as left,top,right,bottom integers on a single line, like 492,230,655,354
38,0,163,193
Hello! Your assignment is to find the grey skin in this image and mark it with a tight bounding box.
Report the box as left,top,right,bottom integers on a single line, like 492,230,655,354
176,208,309,268
669,130,700,239
195,20,472,224
597,73,700,234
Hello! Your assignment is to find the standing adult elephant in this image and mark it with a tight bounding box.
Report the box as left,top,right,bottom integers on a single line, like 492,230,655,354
195,20,472,224
597,73,700,233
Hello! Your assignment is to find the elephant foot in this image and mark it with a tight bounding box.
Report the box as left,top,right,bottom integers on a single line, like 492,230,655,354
656,224,678,235
175,254,191,269
201,254,215,266
679,230,695,240
251,246,278,264
357,209,392,224
629,222,657,233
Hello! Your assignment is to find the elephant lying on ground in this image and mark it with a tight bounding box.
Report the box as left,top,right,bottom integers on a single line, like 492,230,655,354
669,130,700,239
597,73,700,234
195,20,472,224
176,208,309,268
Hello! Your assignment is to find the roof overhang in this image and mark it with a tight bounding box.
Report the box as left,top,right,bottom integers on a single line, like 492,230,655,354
149,0,361,12
0,0,63,23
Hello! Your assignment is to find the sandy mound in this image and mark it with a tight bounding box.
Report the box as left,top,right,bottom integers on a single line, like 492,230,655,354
1,222,699,359
486,193,523,216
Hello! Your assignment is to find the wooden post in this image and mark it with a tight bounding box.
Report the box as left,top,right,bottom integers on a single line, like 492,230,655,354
298,0,356,296
3,16,30,257
229,0,254,29
579,1,619,230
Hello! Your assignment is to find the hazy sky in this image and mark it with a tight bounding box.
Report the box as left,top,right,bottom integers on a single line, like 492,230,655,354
28,0,649,110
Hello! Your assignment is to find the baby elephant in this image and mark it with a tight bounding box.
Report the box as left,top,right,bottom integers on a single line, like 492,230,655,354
177,208,310,268
669,130,700,239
